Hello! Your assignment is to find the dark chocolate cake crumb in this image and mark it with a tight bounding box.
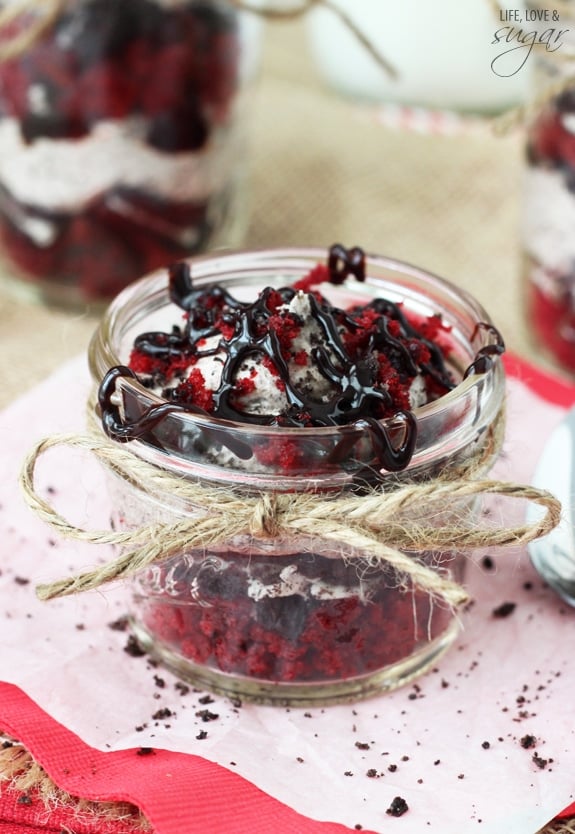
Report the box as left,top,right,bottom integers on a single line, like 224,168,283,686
198,694,215,705
123,635,147,657
532,753,548,769
17,794,32,805
108,616,129,632
152,707,172,720
386,796,409,817
195,709,219,722
521,734,537,749
492,602,516,618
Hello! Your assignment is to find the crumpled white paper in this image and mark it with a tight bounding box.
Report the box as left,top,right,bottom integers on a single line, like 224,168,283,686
0,356,574,834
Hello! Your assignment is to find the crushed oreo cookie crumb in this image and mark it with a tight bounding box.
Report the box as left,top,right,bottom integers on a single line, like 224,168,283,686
196,709,219,722
17,794,32,805
152,707,173,720
532,753,548,769
108,616,129,632
492,602,516,618
123,635,147,657
386,796,409,817
198,694,215,705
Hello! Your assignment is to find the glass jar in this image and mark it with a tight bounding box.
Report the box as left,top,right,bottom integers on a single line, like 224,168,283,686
0,0,259,308
306,0,528,113
522,12,575,374
88,247,506,706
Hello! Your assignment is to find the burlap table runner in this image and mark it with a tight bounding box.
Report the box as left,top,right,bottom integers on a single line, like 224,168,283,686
0,16,572,834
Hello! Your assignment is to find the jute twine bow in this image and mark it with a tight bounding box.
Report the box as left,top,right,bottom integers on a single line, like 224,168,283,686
19,412,562,611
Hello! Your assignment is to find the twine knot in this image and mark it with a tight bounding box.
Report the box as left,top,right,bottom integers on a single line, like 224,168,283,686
18,412,562,612
250,493,281,538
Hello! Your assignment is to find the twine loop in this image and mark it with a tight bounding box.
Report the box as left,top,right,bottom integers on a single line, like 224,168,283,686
19,413,562,611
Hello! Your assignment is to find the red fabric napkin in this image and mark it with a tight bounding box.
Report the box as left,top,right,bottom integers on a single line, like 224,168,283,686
0,682,373,834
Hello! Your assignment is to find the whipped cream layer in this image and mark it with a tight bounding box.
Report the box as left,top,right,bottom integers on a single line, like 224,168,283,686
0,117,237,212
523,166,575,275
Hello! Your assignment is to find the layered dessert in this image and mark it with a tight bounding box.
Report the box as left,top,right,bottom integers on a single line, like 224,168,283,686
524,90,575,373
95,245,500,700
0,0,244,302
100,245,455,474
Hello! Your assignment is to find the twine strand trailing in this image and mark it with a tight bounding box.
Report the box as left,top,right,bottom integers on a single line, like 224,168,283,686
20,428,562,610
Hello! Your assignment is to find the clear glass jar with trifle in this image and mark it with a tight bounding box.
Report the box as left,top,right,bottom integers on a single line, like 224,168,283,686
0,0,258,307
88,246,506,706
522,10,575,374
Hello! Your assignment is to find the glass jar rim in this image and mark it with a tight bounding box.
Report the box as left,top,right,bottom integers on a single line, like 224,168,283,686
88,246,506,487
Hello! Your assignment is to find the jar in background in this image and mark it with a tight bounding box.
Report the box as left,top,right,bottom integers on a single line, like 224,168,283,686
88,248,506,706
0,0,259,307
522,11,575,374
306,0,527,114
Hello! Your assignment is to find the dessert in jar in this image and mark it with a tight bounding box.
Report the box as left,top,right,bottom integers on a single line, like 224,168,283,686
88,244,506,705
522,22,575,374
0,0,255,306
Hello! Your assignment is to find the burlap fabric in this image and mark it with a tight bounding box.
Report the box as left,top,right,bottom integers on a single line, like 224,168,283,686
0,16,571,834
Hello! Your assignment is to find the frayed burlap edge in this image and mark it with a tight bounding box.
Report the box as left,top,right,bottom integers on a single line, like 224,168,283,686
538,821,575,834
0,736,150,831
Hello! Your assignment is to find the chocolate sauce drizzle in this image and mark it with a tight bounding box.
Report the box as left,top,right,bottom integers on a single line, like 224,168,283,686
98,245,501,473
463,322,506,377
